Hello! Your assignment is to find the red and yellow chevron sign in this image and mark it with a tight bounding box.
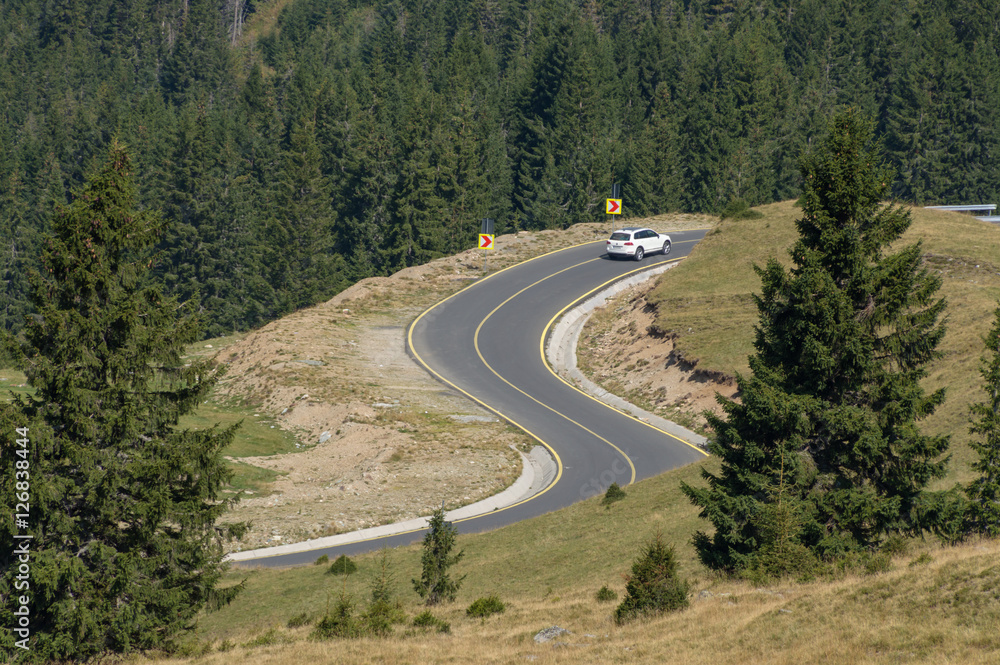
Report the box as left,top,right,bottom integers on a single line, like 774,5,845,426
478,234,494,250
606,198,622,214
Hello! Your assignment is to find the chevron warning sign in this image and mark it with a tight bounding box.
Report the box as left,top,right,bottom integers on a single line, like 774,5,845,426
478,234,494,250
606,198,622,214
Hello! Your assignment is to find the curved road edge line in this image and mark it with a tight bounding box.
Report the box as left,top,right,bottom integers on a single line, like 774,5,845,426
470,258,639,485
403,242,623,505
539,258,711,458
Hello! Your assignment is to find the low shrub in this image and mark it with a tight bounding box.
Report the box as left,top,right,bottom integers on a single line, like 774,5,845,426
286,611,312,628
241,629,286,649
720,198,764,221
466,595,506,619
595,585,617,603
864,552,892,576
315,554,329,565
413,610,451,633
328,554,358,576
602,482,627,506
363,548,407,635
176,641,213,657
615,534,689,624
311,595,362,640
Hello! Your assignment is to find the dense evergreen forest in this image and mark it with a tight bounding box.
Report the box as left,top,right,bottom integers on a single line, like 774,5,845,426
1,0,998,339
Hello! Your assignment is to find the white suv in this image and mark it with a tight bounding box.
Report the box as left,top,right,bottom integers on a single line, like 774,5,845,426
606,227,672,261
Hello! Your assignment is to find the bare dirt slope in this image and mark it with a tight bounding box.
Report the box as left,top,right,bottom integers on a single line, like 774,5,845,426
576,264,738,434
204,216,720,552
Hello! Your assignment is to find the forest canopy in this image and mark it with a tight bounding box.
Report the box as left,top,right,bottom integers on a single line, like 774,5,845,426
1,0,997,338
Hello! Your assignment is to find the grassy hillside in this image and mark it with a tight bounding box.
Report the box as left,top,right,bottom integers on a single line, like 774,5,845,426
648,201,1000,487
129,204,1000,665
144,459,1000,665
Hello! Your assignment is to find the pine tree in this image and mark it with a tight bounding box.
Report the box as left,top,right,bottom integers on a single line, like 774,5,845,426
721,18,789,207
682,109,950,573
392,67,446,269
629,83,683,215
412,508,465,606
967,305,1000,537
0,141,245,661
547,23,619,226
674,28,738,212
882,9,974,205
341,54,400,278
275,113,346,309
613,533,688,624
0,170,40,337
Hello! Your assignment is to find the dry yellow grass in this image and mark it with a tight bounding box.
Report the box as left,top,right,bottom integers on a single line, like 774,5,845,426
154,535,1000,665
122,457,1000,665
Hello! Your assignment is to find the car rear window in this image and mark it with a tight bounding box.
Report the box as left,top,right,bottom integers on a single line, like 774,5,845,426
610,232,630,241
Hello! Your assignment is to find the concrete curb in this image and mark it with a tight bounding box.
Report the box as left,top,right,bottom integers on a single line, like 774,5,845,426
225,444,556,562
546,262,709,449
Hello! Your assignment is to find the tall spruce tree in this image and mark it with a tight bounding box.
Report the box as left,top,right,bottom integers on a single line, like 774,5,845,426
412,508,465,606
966,305,1000,537
682,109,949,573
0,141,244,661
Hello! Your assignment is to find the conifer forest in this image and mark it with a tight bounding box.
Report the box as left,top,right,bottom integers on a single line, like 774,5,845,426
1,0,998,338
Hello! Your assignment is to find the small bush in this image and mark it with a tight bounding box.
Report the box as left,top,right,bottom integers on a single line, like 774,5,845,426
909,552,933,568
412,610,439,627
363,549,407,636
615,534,689,624
176,641,213,657
328,554,358,576
720,198,764,221
595,585,617,603
217,639,235,652
363,604,396,636
241,629,286,649
466,595,506,619
311,595,361,640
864,552,892,576
880,534,909,557
286,611,312,628
602,482,626,506
413,610,451,633
315,554,329,565
742,542,819,586
362,597,406,636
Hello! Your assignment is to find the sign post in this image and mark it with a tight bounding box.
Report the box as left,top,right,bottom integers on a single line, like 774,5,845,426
479,218,494,272
607,184,622,233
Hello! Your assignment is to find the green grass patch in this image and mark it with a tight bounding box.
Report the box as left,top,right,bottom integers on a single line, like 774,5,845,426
0,369,32,403
3,362,294,496
178,402,301,459
181,332,247,361
225,460,282,496
647,201,800,376
648,201,1000,487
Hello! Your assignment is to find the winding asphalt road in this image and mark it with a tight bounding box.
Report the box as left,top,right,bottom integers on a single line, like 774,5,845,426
238,229,709,567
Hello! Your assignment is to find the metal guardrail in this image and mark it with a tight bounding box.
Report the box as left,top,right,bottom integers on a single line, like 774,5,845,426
924,204,997,213
923,204,998,223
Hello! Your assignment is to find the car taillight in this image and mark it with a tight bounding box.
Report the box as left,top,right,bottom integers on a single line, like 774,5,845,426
624,241,634,246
